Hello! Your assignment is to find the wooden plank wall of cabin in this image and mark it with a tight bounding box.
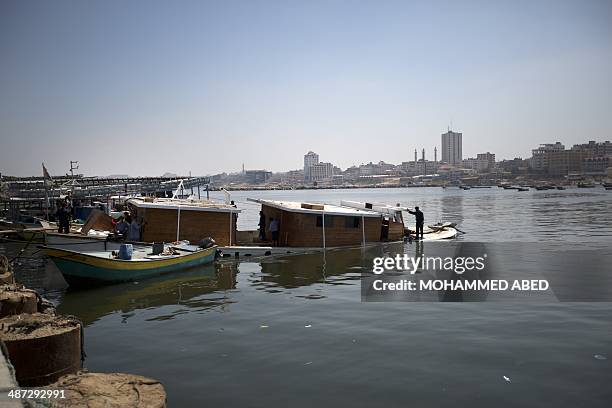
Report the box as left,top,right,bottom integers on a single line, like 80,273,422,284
261,205,382,247
140,208,234,245
290,214,381,247
387,220,405,241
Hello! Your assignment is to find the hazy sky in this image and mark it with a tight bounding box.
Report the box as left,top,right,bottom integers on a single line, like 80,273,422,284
1,0,611,176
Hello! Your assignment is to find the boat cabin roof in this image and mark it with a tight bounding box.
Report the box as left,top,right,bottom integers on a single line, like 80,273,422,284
248,198,380,218
128,197,240,213
340,200,405,215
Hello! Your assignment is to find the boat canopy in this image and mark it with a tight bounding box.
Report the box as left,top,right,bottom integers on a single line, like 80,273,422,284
247,198,380,218
127,197,240,213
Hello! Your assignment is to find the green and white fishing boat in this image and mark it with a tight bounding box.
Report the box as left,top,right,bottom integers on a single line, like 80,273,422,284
42,243,217,286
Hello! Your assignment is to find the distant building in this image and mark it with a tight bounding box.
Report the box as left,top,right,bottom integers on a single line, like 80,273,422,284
571,141,612,157
245,170,272,184
546,150,585,176
304,151,320,181
441,130,462,165
530,142,565,171
583,156,611,176
476,152,496,172
309,162,334,181
462,158,478,170
498,158,528,175
282,169,304,184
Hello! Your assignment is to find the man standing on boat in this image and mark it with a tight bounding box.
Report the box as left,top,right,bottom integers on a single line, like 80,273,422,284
407,206,424,240
258,211,266,241
269,217,280,246
127,217,141,242
56,201,70,234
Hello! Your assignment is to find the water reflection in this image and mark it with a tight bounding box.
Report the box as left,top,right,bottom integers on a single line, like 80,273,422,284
440,191,464,227
57,263,237,325
256,247,372,291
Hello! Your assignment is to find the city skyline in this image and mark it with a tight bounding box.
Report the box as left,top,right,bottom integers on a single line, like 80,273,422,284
1,0,611,177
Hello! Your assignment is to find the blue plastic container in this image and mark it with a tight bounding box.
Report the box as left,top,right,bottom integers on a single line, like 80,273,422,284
118,243,133,260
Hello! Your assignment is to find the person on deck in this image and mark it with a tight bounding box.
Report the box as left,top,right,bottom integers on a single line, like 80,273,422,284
258,211,266,241
115,216,129,238
269,217,280,246
56,202,70,234
127,217,141,242
407,206,424,240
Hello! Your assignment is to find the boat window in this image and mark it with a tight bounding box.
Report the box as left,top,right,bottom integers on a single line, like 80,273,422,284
345,217,360,228
316,215,334,227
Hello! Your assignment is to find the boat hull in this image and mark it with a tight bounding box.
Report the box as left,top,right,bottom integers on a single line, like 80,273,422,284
45,232,122,251
42,246,217,285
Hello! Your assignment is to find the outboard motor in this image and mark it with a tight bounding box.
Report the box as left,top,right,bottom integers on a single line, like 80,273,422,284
198,237,216,249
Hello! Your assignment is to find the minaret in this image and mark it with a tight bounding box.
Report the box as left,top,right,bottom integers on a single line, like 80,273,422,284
422,148,426,176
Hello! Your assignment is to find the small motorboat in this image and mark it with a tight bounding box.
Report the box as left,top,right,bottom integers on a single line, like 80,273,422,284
517,187,529,191
405,222,459,241
41,242,217,286
556,186,566,190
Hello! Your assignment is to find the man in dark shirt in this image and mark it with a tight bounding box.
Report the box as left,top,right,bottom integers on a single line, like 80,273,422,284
258,211,266,241
407,206,424,240
56,202,70,234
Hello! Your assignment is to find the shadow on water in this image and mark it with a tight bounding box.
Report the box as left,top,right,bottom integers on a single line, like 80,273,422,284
57,263,238,325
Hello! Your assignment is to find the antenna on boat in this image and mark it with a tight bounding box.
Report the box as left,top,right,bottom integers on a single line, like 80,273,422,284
172,179,185,199
221,188,231,204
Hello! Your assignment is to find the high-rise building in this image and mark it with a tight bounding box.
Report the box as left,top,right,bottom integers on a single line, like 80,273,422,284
303,151,319,181
441,130,462,165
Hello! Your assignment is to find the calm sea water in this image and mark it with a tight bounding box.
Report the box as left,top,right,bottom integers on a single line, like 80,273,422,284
2,187,612,407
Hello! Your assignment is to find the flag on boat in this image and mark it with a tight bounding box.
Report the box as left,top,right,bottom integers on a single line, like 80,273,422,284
42,163,52,181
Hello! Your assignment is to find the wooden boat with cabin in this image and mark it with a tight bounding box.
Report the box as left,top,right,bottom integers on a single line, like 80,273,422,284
247,198,391,248
127,197,240,246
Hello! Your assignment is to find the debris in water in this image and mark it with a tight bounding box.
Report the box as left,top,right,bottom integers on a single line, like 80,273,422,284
593,354,607,360
503,376,511,383
304,361,312,365
304,324,312,328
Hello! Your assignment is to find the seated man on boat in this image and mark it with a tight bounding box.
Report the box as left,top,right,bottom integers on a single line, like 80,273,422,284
407,206,424,240
115,215,129,239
